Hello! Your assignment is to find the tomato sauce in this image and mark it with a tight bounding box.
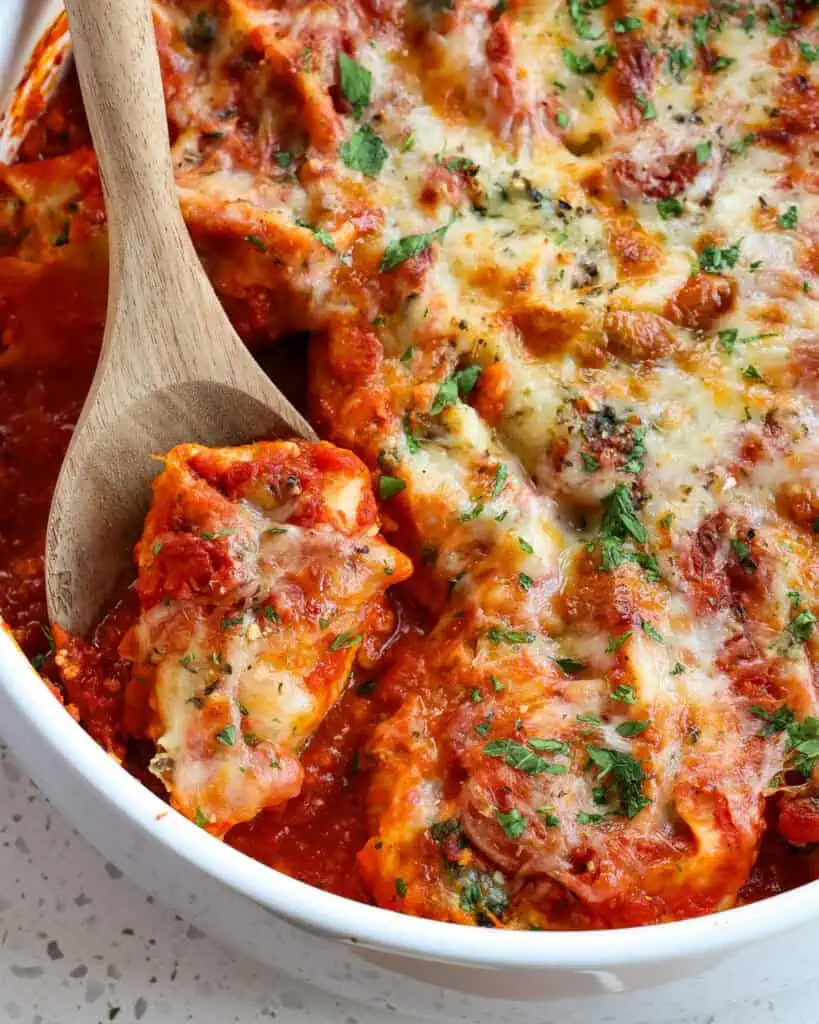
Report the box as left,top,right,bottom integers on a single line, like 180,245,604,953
1,67,815,910
0,68,414,901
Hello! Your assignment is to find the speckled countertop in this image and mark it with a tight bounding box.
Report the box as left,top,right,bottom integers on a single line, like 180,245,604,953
3,738,819,1024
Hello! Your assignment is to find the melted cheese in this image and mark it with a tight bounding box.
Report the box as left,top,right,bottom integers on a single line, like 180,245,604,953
142,0,819,925
126,442,411,835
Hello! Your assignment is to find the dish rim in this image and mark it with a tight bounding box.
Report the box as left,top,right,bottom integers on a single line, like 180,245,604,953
3,0,819,972
3,625,819,969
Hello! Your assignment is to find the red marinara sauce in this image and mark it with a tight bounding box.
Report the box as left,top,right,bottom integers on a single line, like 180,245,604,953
0,66,813,908
0,68,406,899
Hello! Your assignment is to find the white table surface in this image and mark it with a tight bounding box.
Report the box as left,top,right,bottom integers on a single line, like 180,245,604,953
2,740,818,1024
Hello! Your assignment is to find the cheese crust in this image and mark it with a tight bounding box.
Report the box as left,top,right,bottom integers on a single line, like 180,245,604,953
122,442,411,835
6,0,819,927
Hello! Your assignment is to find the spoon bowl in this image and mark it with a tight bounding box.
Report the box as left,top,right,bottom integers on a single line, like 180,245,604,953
47,380,307,633
46,0,315,636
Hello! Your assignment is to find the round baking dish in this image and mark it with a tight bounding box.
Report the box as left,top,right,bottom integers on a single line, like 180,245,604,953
2,0,819,1003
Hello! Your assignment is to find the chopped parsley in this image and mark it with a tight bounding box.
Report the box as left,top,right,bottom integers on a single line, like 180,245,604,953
194,808,209,828
554,656,585,674
787,717,819,777
641,619,664,643
518,536,534,554
749,710,819,777
338,53,372,117
606,630,632,653
611,684,637,705
330,631,363,651
601,485,647,548
749,703,795,736
340,124,388,177
634,94,657,120
395,878,408,898
709,55,736,72
518,572,534,591
698,240,741,274
493,463,509,497
799,40,819,63
378,474,406,499
444,156,480,175
615,720,650,738
380,221,451,272
730,537,757,573
728,133,758,156
788,609,817,644
692,13,711,46
622,425,647,474
777,205,799,230
613,15,642,32
215,725,237,746
657,197,684,220
487,626,537,645
430,364,482,414
596,484,657,578
695,140,712,164
495,808,527,839
483,738,566,775
430,818,461,844
767,14,798,35
586,746,650,818
295,218,335,251
562,49,599,74
456,866,508,922
666,45,692,77
403,413,420,454
567,0,607,40
30,624,56,670
529,738,570,754
459,501,484,521
601,485,647,545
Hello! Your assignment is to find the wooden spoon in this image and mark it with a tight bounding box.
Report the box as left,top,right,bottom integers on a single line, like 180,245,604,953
46,0,316,636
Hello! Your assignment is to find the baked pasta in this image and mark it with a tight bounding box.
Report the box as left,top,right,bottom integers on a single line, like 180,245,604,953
1,0,818,927
118,441,410,835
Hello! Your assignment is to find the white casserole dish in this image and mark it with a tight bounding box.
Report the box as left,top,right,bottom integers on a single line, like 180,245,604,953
2,0,818,1003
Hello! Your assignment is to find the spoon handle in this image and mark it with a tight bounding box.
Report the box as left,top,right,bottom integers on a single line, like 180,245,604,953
63,0,186,273
61,0,305,414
